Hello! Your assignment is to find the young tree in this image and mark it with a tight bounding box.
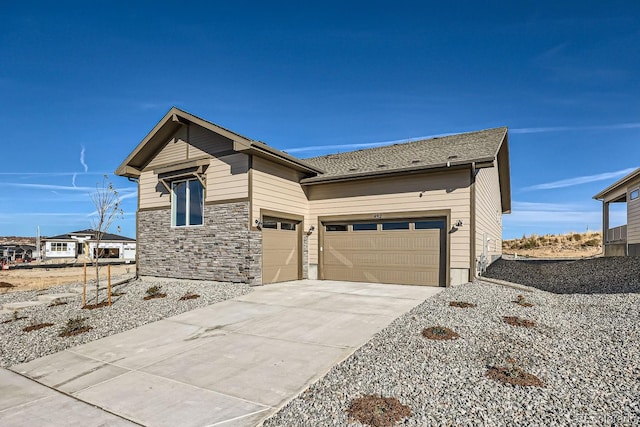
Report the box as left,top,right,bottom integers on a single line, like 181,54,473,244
90,175,124,304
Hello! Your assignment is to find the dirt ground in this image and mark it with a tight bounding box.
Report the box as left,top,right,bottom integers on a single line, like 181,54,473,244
0,264,134,292
502,247,602,258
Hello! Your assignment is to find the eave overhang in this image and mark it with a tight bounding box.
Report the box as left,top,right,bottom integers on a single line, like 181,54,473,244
593,167,640,201
300,158,495,186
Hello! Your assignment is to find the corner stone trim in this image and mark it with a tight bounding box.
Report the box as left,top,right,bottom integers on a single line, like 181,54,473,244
137,202,262,285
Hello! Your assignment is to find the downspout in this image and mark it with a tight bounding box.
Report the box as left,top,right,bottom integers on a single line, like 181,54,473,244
469,162,477,282
127,176,140,280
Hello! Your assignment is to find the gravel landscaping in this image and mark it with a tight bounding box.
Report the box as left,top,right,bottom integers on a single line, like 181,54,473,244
483,256,640,294
265,267,640,426
0,276,251,368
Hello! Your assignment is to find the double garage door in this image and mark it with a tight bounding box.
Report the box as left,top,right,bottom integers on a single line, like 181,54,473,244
321,218,446,286
262,215,447,287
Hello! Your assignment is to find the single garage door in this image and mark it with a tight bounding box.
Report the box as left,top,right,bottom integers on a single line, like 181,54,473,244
262,216,301,284
322,218,446,286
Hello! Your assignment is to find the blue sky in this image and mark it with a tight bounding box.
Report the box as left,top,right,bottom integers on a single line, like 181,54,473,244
1,1,639,239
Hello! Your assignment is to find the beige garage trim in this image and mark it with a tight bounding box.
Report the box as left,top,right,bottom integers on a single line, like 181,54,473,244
320,217,447,286
261,215,302,284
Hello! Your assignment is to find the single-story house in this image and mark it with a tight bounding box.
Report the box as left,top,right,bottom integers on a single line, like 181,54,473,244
116,107,511,286
44,229,136,261
593,167,640,256
1,244,35,263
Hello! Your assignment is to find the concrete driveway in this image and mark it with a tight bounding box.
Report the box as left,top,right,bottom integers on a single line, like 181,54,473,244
2,279,442,426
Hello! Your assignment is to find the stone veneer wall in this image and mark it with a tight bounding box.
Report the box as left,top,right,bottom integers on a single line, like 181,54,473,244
302,234,309,280
137,201,262,285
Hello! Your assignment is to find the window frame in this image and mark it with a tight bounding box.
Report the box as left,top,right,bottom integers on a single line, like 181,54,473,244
352,223,378,231
171,177,204,227
51,242,68,252
630,188,639,201
381,221,410,231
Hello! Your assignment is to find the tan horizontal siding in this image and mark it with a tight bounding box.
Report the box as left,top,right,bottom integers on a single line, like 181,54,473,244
139,170,170,209
251,157,309,223
187,125,234,159
146,127,188,169
628,177,640,244
474,163,503,263
308,170,471,268
207,154,249,202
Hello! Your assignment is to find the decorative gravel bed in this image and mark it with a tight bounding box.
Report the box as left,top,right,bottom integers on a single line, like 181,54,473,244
0,277,251,368
264,281,640,426
483,256,640,294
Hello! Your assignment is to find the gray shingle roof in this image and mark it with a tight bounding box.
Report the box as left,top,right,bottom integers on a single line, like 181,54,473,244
47,229,135,242
301,127,507,183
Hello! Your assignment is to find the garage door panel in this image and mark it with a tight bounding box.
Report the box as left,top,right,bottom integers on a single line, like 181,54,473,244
262,227,299,284
322,222,444,286
325,265,440,286
325,251,439,267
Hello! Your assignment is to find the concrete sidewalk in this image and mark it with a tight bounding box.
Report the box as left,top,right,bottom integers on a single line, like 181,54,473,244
2,280,442,426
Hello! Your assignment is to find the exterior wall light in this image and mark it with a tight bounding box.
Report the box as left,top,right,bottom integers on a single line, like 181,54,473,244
307,225,315,235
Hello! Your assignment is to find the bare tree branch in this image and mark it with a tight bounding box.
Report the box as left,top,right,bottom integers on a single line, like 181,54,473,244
90,175,124,304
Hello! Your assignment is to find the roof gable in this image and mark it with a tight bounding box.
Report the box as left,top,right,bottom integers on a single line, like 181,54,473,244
116,107,322,178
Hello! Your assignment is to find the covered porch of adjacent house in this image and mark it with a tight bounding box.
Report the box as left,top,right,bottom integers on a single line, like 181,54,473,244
601,194,628,256
595,167,640,257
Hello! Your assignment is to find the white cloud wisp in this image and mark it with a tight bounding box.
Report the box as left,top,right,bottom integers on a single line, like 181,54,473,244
80,145,89,172
521,168,637,191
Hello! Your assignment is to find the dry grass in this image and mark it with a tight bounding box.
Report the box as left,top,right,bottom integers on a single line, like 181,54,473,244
0,264,133,292
503,231,602,258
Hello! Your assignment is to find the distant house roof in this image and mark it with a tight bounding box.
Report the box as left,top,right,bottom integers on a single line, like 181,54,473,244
593,167,640,201
46,229,135,242
301,127,508,184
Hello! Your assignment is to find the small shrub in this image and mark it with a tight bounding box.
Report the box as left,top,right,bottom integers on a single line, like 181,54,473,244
422,326,460,340
2,311,27,324
503,316,535,328
59,317,93,337
83,301,110,310
513,295,533,307
179,291,200,301
0,281,14,288
486,365,545,387
48,300,68,308
522,236,540,249
346,394,411,427
449,301,476,308
144,285,167,300
583,238,600,247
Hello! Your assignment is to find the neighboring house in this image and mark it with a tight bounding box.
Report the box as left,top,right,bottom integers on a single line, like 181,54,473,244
116,107,511,287
0,244,35,263
593,167,640,256
44,229,136,261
